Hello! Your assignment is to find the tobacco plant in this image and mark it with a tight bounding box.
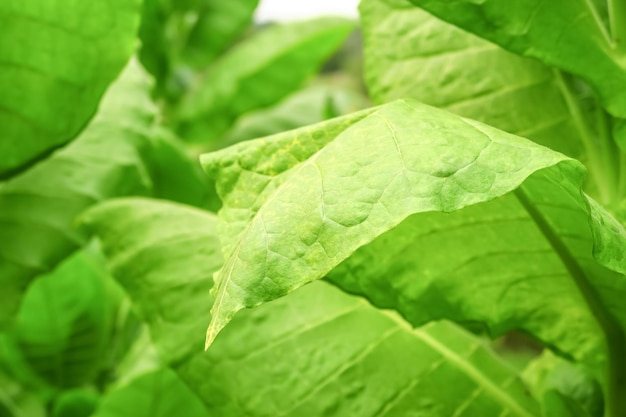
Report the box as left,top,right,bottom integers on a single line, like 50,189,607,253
1,0,626,417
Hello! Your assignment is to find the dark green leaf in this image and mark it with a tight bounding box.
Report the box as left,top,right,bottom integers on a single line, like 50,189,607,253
183,0,260,68
52,389,99,417
145,128,217,209
0,0,142,176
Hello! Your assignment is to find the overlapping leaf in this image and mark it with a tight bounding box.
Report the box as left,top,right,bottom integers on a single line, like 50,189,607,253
181,283,542,417
81,199,543,416
201,100,626,403
0,60,155,327
0,0,142,176
176,17,355,142
80,198,222,363
201,99,568,343
405,0,626,118
360,0,584,160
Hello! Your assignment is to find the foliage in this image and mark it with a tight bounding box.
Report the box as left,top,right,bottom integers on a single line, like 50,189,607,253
1,0,626,416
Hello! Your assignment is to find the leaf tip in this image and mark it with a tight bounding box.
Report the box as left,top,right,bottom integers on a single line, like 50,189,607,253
204,319,225,351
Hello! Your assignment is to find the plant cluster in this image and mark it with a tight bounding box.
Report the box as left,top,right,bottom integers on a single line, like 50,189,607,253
1,1,626,417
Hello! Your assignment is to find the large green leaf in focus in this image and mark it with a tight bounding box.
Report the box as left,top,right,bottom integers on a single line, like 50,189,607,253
0,60,155,327
4,249,111,389
92,368,208,417
405,0,626,118
201,100,626,408
0,0,142,177
201,99,568,343
80,198,222,364
82,197,542,416
176,17,355,142
360,0,584,160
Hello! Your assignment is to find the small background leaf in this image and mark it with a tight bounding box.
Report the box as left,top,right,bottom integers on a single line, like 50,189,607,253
176,17,356,143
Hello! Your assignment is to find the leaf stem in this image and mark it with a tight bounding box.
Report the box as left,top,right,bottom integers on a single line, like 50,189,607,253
514,186,626,417
553,71,614,203
595,104,621,200
608,0,626,52
619,148,626,201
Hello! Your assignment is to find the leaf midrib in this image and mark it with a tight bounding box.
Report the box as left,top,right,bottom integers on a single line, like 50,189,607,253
411,324,537,417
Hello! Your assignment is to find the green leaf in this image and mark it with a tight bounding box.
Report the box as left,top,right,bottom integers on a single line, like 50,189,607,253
144,128,217,209
323,159,626,383
81,195,542,416
52,389,99,417
217,84,369,149
0,60,155,327
111,327,161,388
0,0,142,177
92,368,208,417
523,351,603,417
405,0,626,118
178,282,540,417
182,0,260,68
138,0,259,97
360,0,584,160
201,99,570,345
137,0,171,86
80,198,222,363
176,17,355,142
201,99,626,409
0,370,45,417
4,249,112,389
